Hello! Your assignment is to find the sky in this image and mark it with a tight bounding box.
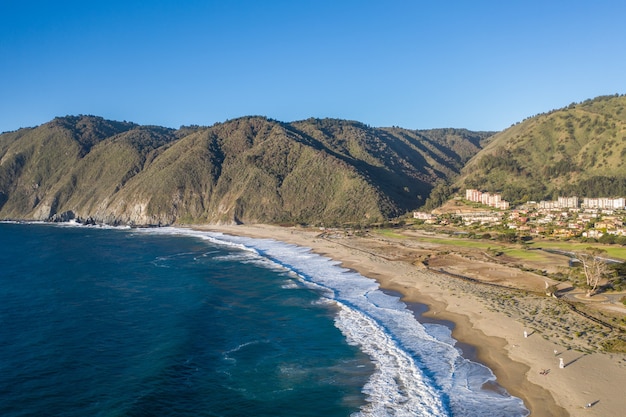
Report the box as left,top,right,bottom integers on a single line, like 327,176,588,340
1,0,625,133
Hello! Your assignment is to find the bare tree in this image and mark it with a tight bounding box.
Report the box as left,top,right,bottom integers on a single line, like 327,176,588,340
575,248,610,296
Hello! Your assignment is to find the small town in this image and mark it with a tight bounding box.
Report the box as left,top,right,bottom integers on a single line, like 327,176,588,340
414,189,626,243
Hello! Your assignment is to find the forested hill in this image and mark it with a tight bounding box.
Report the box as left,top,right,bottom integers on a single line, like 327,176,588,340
456,94,626,204
0,115,491,225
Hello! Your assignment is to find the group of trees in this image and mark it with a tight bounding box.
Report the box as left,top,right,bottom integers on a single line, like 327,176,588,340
560,176,626,198
422,181,454,210
594,234,626,245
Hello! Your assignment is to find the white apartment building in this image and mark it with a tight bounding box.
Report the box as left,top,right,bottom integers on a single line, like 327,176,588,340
538,200,560,210
558,196,579,208
583,197,626,210
465,189,510,209
539,196,579,209
465,189,482,202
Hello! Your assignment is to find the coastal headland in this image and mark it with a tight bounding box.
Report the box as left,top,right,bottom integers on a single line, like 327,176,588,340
197,223,626,417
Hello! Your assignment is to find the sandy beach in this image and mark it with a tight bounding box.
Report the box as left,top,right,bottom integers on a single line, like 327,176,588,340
197,223,626,417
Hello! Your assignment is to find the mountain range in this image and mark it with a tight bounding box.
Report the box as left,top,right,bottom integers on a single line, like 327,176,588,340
0,115,490,225
1,94,624,226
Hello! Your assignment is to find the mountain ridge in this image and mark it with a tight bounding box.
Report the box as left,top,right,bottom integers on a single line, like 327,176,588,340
3,94,624,226
0,115,491,225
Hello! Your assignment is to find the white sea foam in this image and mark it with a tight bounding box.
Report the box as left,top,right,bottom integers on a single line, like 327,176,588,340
138,227,529,417
280,280,300,289
335,302,446,416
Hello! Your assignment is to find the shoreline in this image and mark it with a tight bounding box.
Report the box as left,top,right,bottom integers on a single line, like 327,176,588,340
196,223,626,417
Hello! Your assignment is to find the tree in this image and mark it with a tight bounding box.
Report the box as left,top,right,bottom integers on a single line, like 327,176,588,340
575,248,610,296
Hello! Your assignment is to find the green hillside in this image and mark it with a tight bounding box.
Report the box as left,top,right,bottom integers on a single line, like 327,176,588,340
0,115,490,225
457,94,626,203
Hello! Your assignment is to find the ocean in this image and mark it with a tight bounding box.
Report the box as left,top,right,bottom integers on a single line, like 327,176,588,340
0,223,529,416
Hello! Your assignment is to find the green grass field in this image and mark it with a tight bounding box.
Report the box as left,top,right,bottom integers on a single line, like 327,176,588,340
374,229,408,239
527,241,626,261
375,229,626,264
416,235,626,261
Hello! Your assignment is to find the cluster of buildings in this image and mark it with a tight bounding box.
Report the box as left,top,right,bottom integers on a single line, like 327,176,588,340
582,197,626,210
465,189,510,210
465,190,626,212
534,196,626,210
413,189,626,239
507,207,625,239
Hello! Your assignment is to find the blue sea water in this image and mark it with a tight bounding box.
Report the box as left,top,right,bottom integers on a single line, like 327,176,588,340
0,223,529,416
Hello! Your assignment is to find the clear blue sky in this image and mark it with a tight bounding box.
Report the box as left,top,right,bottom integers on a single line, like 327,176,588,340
1,0,624,133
